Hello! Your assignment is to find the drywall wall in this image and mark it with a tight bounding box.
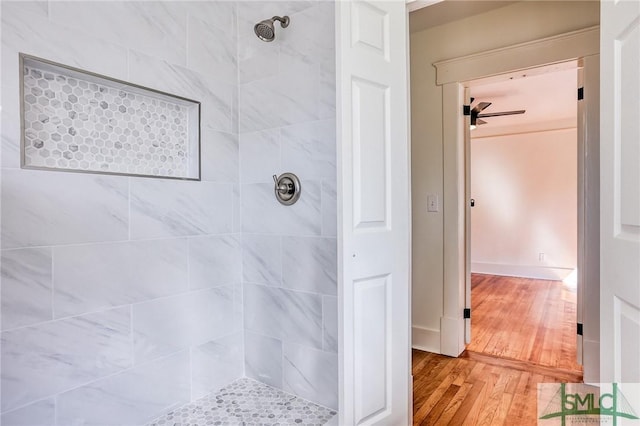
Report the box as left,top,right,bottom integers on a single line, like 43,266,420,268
470,128,578,280
410,1,599,352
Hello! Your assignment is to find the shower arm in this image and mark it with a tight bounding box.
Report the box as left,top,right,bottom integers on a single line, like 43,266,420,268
272,16,290,28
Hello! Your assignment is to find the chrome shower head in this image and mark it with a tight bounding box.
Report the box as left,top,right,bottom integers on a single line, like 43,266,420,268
254,16,290,42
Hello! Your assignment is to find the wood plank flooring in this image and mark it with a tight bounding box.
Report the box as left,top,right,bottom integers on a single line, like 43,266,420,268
413,274,583,425
466,274,581,372
412,349,583,425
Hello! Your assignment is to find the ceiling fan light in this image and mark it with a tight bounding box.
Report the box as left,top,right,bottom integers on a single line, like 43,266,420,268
470,124,477,130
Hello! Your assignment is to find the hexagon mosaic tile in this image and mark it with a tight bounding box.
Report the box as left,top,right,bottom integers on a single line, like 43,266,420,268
22,61,199,179
147,378,337,426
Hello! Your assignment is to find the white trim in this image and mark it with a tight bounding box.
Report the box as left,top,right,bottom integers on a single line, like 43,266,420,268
470,263,574,281
436,27,600,378
411,326,440,353
433,26,599,86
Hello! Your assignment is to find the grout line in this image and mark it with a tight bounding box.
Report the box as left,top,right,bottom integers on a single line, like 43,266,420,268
130,304,135,367
1,283,239,334
0,349,192,416
50,247,55,320
0,232,243,252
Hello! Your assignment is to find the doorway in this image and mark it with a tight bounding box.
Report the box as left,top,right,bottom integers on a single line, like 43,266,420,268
465,67,582,373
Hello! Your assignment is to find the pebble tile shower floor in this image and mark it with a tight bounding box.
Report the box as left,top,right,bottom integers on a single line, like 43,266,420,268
147,378,337,426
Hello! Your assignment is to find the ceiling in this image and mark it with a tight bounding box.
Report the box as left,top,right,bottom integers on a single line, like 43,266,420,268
469,66,578,137
409,0,518,33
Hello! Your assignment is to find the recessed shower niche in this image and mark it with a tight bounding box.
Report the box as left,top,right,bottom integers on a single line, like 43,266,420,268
20,54,201,180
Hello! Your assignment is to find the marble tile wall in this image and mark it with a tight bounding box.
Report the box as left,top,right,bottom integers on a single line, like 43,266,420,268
1,1,338,423
1,2,242,425
238,1,338,411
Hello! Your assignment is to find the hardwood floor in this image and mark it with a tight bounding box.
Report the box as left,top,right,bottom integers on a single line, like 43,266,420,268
413,274,583,425
412,349,583,425
466,273,581,372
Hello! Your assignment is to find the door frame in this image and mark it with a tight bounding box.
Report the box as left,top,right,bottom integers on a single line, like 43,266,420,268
433,26,601,382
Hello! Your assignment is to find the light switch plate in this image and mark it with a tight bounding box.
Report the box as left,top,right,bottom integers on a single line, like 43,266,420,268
427,194,439,212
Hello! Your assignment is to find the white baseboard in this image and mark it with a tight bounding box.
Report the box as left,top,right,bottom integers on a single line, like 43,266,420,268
582,339,600,384
412,326,440,353
471,262,574,280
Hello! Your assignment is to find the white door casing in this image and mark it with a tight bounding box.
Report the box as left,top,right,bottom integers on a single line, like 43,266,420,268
434,28,600,368
577,54,600,382
464,87,471,345
336,1,411,425
600,0,640,383
442,82,466,356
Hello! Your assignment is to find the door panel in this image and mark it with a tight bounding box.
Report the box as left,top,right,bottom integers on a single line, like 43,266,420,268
337,1,411,424
600,0,640,383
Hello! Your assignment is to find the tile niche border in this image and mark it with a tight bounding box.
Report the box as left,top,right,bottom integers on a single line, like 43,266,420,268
19,53,201,180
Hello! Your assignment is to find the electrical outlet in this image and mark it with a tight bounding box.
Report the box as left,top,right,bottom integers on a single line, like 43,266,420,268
539,253,545,262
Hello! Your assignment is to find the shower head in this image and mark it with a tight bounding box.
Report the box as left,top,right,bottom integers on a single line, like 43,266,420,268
254,16,290,42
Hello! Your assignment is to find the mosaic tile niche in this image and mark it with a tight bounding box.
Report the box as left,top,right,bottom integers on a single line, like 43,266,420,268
21,55,201,179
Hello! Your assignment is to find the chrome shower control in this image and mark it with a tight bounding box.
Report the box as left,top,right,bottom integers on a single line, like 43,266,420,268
272,173,301,206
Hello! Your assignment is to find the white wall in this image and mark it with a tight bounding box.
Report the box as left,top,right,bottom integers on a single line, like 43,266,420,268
410,1,599,352
470,128,578,280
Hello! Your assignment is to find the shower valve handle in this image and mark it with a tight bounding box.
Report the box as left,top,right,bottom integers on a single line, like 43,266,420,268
273,175,293,194
272,173,301,206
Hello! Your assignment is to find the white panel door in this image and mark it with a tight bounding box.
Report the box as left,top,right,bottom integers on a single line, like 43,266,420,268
336,1,411,425
600,0,640,383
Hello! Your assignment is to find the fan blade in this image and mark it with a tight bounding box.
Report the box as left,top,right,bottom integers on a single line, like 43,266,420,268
470,97,475,104
471,102,492,114
478,109,526,118
476,119,488,125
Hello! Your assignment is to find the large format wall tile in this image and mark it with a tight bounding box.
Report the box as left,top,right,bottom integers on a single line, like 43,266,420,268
185,2,237,38
321,180,337,237
1,0,245,422
130,178,233,239
244,284,322,349
189,235,241,289
187,15,237,86
242,234,281,286
133,287,235,363
53,239,188,318
201,127,239,183
129,50,234,134
238,1,337,409
239,128,280,184
1,307,132,412
1,248,52,330
241,181,321,235
322,296,338,354
238,68,318,133
49,2,187,66
57,351,190,426
244,331,282,389
283,343,338,410
1,398,55,426
282,236,337,295
1,170,128,249
192,332,244,400
281,120,336,181
237,32,279,85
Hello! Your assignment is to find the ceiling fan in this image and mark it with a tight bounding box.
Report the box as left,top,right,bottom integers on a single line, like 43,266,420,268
470,97,525,128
